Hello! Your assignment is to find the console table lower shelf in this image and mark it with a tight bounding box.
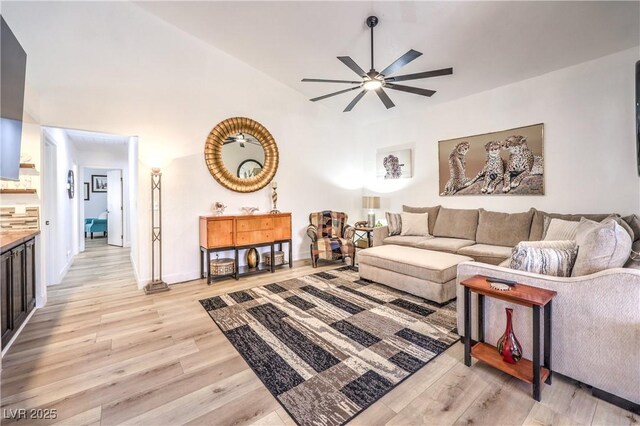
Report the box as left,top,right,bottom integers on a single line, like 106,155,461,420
470,342,550,385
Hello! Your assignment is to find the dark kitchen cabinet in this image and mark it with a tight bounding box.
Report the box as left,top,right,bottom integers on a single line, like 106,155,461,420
1,237,36,349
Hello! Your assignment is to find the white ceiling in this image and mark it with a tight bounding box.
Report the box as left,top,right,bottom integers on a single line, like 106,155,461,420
65,128,129,154
135,1,640,113
3,1,639,119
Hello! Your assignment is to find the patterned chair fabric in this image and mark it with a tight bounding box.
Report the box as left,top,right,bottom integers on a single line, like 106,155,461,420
307,211,356,267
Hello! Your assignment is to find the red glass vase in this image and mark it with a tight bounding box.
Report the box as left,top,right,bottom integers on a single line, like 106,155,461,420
496,308,523,364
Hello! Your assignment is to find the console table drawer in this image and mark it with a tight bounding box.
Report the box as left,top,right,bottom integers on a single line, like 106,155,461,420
236,230,273,246
205,219,234,248
236,218,273,232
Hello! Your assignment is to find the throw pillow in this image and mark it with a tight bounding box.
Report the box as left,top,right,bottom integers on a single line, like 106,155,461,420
542,217,580,241
624,240,640,270
572,218,633,277
385,212,402,236
402,205,440,234
400,212,429,236
623,214,640,242
510,240,578,277
605,215,634,242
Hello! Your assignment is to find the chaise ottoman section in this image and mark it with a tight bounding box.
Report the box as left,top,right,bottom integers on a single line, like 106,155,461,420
358,245,473,304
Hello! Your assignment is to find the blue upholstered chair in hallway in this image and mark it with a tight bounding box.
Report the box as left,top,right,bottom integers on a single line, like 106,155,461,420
84,212,108,239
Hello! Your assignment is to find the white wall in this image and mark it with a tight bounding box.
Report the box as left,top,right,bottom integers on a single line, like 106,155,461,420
43,127,79,284
82,167,107,218
361,48,640,217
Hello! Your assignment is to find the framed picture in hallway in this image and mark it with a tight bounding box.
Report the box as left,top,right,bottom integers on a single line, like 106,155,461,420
91,175,107,193
83,182,90,200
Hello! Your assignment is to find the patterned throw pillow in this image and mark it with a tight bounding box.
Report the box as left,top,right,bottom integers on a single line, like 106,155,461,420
510,240,578,277
385,212,402,236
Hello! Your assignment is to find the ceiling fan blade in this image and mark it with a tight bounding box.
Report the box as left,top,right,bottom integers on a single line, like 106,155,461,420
386,83,436,97
337,56,368,78
302,78,362,84
309,85,361,102
344,90,367,112
375,88,395,109
379,49,423,77
385,67,453,82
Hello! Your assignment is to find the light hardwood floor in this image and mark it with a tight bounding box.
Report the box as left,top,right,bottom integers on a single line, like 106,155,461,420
1,240,636,425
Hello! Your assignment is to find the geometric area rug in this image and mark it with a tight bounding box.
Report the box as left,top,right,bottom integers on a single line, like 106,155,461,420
199,266,460,426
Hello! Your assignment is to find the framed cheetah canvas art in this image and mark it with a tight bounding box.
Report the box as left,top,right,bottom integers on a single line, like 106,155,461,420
438,123,544,196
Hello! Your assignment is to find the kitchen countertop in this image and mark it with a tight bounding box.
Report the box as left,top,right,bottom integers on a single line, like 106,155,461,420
0,230,40,253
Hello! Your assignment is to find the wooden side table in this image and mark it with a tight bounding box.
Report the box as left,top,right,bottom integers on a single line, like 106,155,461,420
461,275,557,401
353,226,374,249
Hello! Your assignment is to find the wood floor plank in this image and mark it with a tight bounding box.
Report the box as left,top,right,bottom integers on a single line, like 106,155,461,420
0,238,634,426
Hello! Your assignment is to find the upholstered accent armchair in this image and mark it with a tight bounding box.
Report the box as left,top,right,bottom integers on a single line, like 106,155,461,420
84,215,108,239
307,211,356,268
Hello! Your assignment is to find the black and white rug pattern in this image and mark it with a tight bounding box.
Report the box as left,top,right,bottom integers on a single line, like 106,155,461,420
199,266,459,426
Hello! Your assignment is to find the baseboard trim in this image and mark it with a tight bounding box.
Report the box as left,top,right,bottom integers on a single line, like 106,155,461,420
1,308,36,358
592,386,640,415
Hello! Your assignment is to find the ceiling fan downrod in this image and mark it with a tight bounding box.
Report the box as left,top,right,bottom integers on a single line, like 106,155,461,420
366,16,378,72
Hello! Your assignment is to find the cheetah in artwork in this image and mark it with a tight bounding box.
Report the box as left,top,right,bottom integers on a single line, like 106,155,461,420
466,140,505,194
502,135,534,192
441,141,471,195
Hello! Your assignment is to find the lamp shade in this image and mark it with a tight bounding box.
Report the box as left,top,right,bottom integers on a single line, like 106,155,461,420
362,196,380,209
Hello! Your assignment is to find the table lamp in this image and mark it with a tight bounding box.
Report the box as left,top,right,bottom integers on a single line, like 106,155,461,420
362,196,380,227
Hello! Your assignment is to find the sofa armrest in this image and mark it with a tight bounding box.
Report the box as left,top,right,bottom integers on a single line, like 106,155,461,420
306,224,318,242
456,261,640,404
372,226,389,247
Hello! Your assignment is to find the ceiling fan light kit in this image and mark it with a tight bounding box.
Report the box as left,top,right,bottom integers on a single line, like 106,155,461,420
302,16,454,112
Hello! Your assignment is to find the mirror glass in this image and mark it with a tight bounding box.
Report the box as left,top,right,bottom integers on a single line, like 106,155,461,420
221,132,266,179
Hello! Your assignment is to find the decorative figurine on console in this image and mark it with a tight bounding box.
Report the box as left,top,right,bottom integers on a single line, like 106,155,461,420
212,202,226,216
270,181,280,214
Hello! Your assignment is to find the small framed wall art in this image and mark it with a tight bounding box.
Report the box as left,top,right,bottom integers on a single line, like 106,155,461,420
376,148,412,179
83,182,90,201
91,174,107,193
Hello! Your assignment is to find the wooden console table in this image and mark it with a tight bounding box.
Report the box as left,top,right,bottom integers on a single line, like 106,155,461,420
461,274,557,401
199,213,292,284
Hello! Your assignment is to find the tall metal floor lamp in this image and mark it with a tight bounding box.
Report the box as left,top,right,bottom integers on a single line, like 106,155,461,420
145,167,170,294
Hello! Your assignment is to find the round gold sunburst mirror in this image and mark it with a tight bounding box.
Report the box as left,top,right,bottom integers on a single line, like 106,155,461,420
204,117,279,193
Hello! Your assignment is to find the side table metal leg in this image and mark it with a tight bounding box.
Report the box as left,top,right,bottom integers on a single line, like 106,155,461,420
206,250,211,285
234,249,239,280
478,294,484,343
271,244,275,273
544,301,552,385
464,286,471,367
533,305,541,401
200,248,204,279
289,240,293,268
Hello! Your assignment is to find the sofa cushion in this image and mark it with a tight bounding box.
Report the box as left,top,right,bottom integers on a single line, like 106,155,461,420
400,212,430,236
417,237,476,253
475,208,533,247
385,212,402,236
572,218,632,277
383,235,433,247
511,240,578,277
457,244,514,265
529,209,611,241
432,207,479,240
357,245,472,284
402,205,440,235
623,214,640,242
543,218,580,241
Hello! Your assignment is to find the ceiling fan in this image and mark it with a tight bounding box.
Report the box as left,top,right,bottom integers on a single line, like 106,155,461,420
302,16,453,112
223,133,261,148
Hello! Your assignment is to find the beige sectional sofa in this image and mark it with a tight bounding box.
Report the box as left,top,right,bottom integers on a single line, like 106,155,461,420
360,204,640,407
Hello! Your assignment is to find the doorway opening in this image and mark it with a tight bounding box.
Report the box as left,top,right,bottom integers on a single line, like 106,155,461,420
41,126,138,287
